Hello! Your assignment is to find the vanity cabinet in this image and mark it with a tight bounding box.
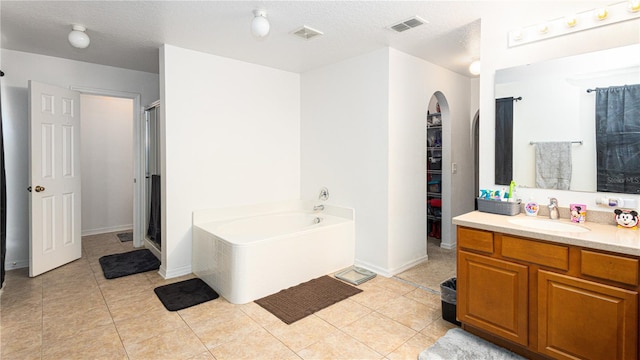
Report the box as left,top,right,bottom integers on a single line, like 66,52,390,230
538,270,637,360
457,226,639,360
458,250,529,346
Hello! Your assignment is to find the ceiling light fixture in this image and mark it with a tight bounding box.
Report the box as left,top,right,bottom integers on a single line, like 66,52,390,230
469,60,481,76
508,1,640,47
68,24,90,49
251,10,270,38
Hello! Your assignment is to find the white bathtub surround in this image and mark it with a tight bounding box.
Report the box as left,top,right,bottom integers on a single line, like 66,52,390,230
192,200,355,304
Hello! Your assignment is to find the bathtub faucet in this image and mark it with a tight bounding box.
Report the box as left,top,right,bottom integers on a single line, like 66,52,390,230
313,204,325,212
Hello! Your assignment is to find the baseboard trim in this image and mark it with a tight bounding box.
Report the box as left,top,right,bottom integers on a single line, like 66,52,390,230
353,260,393,278
390,255,429,274
440,241,457,250
82,225,133,236
354,254,429,278
4,259,29,271
158,263,192,280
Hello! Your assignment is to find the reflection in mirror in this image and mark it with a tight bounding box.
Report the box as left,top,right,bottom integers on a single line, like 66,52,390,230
495,44,640,193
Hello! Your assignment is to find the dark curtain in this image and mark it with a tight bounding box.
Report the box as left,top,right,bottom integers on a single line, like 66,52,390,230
147,174,161,248
1,71,6,288
596,85,640,194
495,97,514,185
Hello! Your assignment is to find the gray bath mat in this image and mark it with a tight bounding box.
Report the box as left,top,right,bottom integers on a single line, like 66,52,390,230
117,232,133,242
99,249,160,279
419,328,525,360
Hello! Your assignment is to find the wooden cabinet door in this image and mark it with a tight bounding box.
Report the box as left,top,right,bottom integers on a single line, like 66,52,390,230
458,250,529,346
538,270,638,360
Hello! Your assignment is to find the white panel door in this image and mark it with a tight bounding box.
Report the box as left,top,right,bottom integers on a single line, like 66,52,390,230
29,81,82,277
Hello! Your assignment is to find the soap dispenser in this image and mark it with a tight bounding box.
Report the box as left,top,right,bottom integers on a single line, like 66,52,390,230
524,198,539,216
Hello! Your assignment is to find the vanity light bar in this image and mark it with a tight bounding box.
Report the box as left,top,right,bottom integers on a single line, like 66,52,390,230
508,1,640,47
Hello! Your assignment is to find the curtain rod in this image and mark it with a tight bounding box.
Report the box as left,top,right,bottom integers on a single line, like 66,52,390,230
0,70,4,77
530,140,583,145
513,96,522,101
587,88,595,93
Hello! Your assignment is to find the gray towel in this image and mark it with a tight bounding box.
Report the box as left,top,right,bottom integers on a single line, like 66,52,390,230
535,142,572,190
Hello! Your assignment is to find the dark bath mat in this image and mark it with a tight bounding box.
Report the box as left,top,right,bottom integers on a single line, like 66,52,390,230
255,275,362,325
116,232,133,242
154,278,219,311
99,249,160,279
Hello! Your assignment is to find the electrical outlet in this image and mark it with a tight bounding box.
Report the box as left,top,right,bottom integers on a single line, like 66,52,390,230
451,162,457,174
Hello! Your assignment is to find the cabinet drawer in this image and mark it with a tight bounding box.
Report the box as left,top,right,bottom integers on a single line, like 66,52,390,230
458,227,494,253
501,236,569,271
581,250,639,286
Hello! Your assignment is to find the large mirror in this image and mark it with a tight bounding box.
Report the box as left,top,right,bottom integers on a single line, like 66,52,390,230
495,44,640,192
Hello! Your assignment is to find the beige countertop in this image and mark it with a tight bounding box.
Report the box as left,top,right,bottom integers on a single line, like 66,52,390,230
453,211,640,257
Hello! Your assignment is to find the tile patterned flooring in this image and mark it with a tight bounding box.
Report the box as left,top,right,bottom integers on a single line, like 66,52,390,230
1,233,456,360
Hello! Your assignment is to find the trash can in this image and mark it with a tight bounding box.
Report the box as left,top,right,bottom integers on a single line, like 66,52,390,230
440,277,461,326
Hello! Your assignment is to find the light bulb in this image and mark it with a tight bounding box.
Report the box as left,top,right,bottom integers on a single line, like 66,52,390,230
628,0,640,12
565,15,577,27
68,25,90,49
469,60,481,76
511,29,523,41
595,7,608,20
538,23,549,33
251,10,270,38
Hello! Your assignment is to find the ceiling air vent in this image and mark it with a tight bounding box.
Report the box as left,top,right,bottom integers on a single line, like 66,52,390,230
291,26,324,40
389,16,428,33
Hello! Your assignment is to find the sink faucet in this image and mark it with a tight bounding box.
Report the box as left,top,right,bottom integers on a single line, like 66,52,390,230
313,204,325,212
548,198,559,220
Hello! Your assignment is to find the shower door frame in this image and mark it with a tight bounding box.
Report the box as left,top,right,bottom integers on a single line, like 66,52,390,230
143,101,161,252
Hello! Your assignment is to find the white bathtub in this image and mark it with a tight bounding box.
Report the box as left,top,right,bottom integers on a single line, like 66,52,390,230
192,201,355,304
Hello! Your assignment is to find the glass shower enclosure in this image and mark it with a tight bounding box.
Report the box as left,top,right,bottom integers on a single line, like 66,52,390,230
144,101,161,250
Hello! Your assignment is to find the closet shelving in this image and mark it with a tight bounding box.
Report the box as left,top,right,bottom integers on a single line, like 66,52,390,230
427,111,442,239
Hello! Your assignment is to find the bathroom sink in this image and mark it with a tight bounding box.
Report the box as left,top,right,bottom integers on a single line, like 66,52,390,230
508,218,590,233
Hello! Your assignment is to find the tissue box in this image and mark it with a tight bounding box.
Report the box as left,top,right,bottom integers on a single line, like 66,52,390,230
570,204,586,223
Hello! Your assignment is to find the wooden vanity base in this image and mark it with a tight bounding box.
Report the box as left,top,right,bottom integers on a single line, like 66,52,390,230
456,226,639,360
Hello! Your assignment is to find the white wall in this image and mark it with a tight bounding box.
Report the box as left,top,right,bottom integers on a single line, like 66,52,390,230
160,45,301,278
300,48,391,273
479,3,640,211
301,47,474,276
388,49,474,264
1,49,159,270
80,94,134,235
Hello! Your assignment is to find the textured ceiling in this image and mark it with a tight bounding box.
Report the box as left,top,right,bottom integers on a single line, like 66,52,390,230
0,1,611,76
1,1,490,76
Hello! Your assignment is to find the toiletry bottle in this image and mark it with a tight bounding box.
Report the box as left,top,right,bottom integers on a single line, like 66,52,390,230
508,181,517,202
596,197,624,207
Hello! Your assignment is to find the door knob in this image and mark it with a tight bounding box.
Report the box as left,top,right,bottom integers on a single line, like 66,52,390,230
35,185,45,192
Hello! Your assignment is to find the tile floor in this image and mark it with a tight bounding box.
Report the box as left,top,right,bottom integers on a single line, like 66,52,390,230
1,232,456,360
